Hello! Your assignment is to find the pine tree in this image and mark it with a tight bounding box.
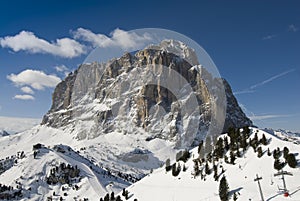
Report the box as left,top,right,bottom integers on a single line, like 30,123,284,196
236,144,241,158
286,153,297,168
240,132,248,152
230,150,236,164
214,138,224,159
243,126,250,139
205,162,211,175
260,134,268,145
183,164,187,172
219,176,229,201
111,192,115,200
233,192,238,201
193,160,200,176
224,155,229,164
165,158,171,172
206,152,212,163
172,163,181,177
104,193,109,201
283,147,289,159
274,159,284,171
224,136,229,150
267,148,272,156
251,133,259,148
213,164,218,181
257,146,263,158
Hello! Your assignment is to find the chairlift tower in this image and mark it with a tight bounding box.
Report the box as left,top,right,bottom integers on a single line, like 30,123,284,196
274,170,293,197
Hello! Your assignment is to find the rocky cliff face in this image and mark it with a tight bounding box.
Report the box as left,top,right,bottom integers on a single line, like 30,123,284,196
42,40,252,147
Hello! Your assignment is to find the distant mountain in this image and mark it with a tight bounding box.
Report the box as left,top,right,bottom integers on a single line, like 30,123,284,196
263,128,300,144
0,116,40,134
0,129,9,136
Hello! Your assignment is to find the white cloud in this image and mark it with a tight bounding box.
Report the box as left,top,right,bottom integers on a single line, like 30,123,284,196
20,86,34,94
0,31,86,58
7,69,61,90
73,28,152,50
262,34,277,40
288,24,298,32
13,94,35,100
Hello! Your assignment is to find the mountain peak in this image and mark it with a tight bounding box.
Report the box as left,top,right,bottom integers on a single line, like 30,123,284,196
146,39,199,66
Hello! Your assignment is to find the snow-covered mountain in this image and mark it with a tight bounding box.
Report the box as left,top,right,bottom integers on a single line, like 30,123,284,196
42,39,252,146
263,128,300,145
117,128,300,201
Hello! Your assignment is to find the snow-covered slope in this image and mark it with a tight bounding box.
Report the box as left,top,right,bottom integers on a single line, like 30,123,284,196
0,124,178,200
0,130,129,200
1,123,299,200
118,128,300,201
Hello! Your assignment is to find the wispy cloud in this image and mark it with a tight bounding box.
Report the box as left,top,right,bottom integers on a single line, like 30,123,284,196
0,31,86,58
288,24,298,32
249,69,295,90
233,90,255,95
72,28,152,50
262,34,277,40
240,103,293,122
13,94,35,101
54,64,71,77
250,114,292,121
55,65,69,73
234,69,295,95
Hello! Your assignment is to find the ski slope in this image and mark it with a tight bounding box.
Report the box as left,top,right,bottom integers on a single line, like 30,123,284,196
121,128,300,201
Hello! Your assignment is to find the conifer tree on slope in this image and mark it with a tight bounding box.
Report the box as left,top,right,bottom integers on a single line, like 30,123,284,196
219,176,229,201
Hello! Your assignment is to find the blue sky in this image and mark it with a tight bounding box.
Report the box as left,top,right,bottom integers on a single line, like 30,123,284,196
0,0,299,132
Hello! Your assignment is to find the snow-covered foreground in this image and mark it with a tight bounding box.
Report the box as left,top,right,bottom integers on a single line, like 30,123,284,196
0,126,299,200
122,128,300,201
